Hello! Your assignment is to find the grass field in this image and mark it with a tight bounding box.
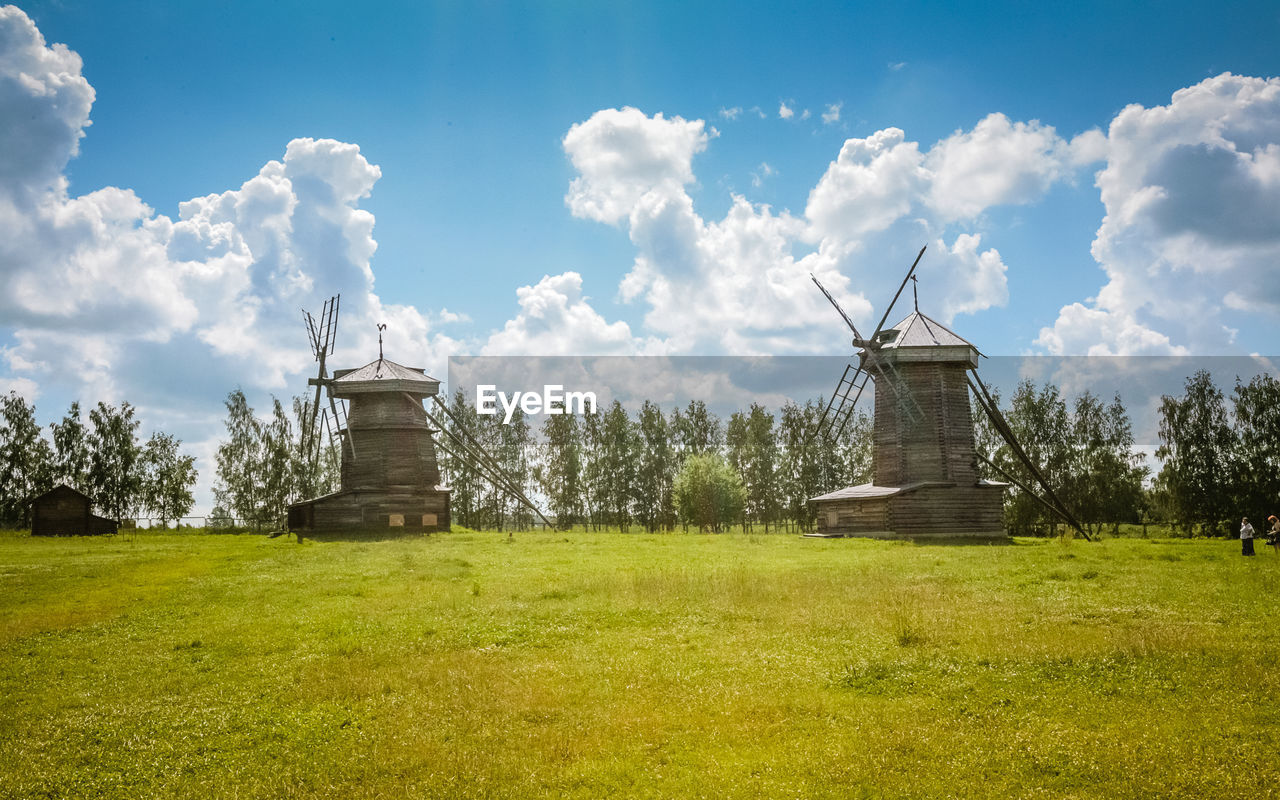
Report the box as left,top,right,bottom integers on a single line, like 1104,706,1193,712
2,529,1278,799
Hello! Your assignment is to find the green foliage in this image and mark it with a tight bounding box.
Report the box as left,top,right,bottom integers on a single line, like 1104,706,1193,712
535,408,583,530
1230,373,1280,520
214,390,301,526
140,432,198,525
87,401,142,521
1156,370,1237,536
291,394,339,501
673,451,746,532
634,400,676,532
1062,391,1147,537
671,399,723,460
214,389,266,522
49,401,90,493
2,533,1279,798
0,391,53,526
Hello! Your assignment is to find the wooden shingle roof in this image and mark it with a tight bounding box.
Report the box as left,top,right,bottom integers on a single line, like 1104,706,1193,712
331,358,441,396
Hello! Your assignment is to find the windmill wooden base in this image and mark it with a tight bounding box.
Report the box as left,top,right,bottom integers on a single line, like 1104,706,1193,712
288,487,451,534
807,481,1005,539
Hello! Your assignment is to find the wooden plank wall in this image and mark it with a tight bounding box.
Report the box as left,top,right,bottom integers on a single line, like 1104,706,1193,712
341,393,442,490
873,362,978,487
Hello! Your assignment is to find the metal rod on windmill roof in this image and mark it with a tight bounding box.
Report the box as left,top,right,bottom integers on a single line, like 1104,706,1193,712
967,372,1091,541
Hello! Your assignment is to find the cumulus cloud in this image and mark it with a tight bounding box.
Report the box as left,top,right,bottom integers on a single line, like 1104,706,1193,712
481,272,650,356
925,113,1076,221
562,107,710,225
556,102,1122,354
822,102,842,125
1038,73,1280,355
778,102,794,120
719,106,742,120
804,127,927,242
0,7,468,509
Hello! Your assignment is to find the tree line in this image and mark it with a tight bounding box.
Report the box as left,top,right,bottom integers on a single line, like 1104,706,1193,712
205,369,1279,536
210,390,339,526
0,392,198,528
976,370,1280,537
439,392,871,532
1150,370,1280,536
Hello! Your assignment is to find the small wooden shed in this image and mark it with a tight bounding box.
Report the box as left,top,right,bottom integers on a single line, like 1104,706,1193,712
31,485,118,536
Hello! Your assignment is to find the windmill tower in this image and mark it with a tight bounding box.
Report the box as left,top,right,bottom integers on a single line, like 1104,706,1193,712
807,248,1089,540
288,296,549,535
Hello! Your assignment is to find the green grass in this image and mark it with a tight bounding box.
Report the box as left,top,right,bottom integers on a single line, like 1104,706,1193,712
1,529,1278,799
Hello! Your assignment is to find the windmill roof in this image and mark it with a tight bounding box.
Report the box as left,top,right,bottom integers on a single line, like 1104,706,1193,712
878,311,979,351
331,358,441,396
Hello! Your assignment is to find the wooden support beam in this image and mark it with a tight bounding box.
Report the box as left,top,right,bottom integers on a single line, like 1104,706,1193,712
425,396,553,529
968,373,1092,541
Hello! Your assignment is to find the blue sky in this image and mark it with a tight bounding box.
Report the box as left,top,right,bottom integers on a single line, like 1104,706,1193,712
3,1,1279,512
26,0,1278,347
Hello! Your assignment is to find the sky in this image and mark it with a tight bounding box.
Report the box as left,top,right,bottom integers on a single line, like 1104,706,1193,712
2,1,1279,514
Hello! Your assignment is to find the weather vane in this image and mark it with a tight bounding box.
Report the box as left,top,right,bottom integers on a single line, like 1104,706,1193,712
377,323,387,360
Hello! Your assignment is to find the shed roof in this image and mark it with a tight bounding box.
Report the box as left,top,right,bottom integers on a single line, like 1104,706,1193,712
331,358,441,396
33,484,91,504
809,481,956,502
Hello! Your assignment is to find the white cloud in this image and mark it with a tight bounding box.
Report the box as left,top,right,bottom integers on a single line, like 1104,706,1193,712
750,162,776,188
778,102,794,120
562,107,710,225
888,61,906,71
925,113,1074,221
1035,304,1190,356
804,128,927,241
822,102,842,125
0,375,40,400
719,106,742,120
481,272,648,356
1039,73,1280,354
801,109,811,121
0,7,463,510
556,104,1108,354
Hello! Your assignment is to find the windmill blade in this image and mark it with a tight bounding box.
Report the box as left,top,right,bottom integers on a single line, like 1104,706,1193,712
301,293,343,469
855,246,928,429
318,294,340,358
967,372,1091,541
428,422,548,528
810,274,866,342
865,245,927,348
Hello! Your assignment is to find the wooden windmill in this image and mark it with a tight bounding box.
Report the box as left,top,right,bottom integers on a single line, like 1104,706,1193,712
807,247,1089,540
288,295,549,535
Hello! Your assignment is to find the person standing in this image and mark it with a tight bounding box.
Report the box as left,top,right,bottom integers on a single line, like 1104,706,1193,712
1240,517,1256,556
1268,515,1280,552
